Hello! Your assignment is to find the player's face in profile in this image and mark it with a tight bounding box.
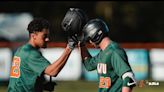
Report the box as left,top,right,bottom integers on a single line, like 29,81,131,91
35,29,49,48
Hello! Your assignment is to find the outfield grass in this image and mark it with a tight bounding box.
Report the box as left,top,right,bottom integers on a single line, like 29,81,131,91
1,80,164,92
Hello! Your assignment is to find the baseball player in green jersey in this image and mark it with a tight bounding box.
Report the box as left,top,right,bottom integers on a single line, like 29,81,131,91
7,18,78,92
78,19,137,92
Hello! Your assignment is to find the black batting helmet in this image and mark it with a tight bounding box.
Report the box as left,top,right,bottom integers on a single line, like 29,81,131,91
82,18,109,45
61,8,88,36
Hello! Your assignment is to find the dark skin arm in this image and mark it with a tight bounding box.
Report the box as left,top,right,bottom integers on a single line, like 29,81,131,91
44,45,72,77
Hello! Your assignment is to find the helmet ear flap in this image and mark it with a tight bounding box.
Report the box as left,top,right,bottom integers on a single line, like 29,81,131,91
61,9,74,32
62,19,72,32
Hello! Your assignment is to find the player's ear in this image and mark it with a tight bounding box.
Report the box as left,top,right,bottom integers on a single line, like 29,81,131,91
30,33,37,40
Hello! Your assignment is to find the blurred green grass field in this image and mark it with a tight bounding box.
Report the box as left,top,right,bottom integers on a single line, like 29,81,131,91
1,80,164,92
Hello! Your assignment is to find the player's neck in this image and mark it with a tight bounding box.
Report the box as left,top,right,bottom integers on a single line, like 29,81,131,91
99,37,111,51
28,39,39,49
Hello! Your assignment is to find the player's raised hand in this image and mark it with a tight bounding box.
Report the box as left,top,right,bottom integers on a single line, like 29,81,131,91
67,34,78,50
61,8,88,49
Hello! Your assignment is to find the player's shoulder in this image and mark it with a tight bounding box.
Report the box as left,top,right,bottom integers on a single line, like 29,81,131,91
20,43,33,53
14,44,29,57
21,43,41,56
109,41,123,51
110,41,126,55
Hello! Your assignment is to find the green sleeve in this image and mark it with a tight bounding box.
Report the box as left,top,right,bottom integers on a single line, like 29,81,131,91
28,50,50,76
83,55,99,71
111,50,131,77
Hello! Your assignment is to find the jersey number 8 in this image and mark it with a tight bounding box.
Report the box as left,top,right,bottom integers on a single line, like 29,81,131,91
10,56,21,78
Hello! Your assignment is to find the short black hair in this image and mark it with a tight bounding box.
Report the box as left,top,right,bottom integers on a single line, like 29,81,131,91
27,18,50,33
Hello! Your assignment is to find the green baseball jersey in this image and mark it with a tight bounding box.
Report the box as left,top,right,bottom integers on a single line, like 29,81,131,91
7,43,50,92
84,41,132,92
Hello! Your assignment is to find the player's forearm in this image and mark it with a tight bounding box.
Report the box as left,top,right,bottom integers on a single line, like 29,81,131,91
80,46,92,62
45,46,72,76
122,87,132,92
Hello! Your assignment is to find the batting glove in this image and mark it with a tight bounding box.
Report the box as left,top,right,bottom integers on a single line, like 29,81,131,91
67,34,78,50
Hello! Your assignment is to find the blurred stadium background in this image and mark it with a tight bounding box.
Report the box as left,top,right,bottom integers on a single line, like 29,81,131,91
1,1,164,92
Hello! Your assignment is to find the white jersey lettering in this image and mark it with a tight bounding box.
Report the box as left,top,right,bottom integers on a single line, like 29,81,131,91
97,63,107,74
